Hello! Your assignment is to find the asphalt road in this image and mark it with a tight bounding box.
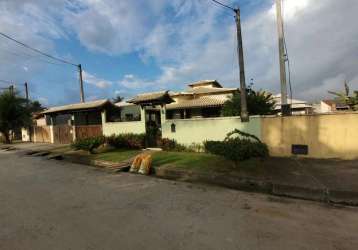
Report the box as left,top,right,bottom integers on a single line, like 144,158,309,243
0,150,357,250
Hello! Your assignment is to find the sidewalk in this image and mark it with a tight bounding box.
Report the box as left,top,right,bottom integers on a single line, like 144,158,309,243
155,157,358,206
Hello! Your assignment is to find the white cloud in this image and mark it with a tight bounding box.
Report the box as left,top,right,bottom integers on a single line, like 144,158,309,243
1,0,358,103
82,71,112,89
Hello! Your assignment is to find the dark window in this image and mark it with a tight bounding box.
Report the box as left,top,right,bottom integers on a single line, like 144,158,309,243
125,114,134,121
171,123,176,133
202,107,222,118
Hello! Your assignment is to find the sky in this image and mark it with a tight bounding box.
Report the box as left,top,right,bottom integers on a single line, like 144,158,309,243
0,0,357,107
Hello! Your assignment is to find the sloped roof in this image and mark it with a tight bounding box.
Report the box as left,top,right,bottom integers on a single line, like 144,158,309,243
166,95,228,110
187,87,238,95
42,99,111,114
128,91,174,105
115,101,136,107
188,80,222,88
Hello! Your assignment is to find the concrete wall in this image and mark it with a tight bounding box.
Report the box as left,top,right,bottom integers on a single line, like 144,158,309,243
261,113,358,160
21,128,31,142
102,110,146,136
103,121,145,136
162,116,261,145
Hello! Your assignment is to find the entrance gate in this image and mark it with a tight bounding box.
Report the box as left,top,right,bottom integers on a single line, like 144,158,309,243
53,125,73,144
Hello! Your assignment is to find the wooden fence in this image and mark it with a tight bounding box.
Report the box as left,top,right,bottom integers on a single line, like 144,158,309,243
53,125,73,144
33,126,51,143
75,125,103,140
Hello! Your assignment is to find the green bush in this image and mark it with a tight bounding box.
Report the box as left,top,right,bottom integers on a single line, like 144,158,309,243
106,133,146,149
159,138,187,152
71,136,105,154
159,138,206,153
204,129,269,165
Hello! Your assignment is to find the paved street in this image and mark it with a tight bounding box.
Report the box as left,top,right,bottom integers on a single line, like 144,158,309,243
0,150,357,250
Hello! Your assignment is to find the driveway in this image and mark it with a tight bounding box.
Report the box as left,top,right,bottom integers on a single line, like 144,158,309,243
0,150,357,250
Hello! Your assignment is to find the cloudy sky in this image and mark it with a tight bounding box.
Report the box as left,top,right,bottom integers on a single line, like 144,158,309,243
0,0,357,106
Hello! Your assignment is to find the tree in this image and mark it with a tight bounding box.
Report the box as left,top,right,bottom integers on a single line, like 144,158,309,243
0,90,32,143
112,95,124,103
29,100,46,113
222,88,276,116
329,81,358,111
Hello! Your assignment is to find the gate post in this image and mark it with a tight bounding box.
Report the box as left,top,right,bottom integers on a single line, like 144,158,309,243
71,114,76,142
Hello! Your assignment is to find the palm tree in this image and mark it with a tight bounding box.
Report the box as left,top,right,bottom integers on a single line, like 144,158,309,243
329,81,358,111
222,88,276,116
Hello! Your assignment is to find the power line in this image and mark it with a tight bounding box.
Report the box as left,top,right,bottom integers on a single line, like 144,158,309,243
0,32,86,102
0,79,14,84
209,0,236,11
0,32,78,67
0,46,76,68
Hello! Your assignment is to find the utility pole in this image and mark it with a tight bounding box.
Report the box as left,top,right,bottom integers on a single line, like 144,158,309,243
235,8,249,122
9,85,14,95
78,64,85,103
24,82,29,101
276,0,290,115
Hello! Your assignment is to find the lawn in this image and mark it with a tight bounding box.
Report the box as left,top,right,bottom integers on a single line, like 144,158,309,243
152,151,235,172
151,151,265,175
92,149,141,162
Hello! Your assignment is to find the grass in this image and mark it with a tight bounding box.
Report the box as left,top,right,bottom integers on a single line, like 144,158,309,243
151,151,235,172
151,151,266,175
51,143,265,175
92,149,141,162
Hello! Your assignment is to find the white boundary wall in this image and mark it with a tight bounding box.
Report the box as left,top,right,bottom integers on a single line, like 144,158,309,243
162,116,261,145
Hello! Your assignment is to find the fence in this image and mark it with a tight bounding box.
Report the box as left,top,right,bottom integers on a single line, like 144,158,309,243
33,126,51,143
261,112,358,159
53,125,73,144
75,125,102,140
102,121,145,137
162,116,261,145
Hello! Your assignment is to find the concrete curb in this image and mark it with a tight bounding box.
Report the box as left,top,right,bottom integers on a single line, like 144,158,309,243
62,154,130,172
154,166,358,206
3,146,130,173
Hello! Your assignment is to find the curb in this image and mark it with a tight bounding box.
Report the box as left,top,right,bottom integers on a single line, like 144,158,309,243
154,166,358,206
62,154,130,172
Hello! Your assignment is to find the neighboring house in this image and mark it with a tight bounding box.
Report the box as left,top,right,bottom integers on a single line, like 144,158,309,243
31,99,119,144
114,101,141,122
316,99,350,113
273,94,313,115
167,80,237,119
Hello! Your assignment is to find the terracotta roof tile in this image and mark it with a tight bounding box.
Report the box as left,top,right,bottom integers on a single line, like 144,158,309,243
166,96,228,110
42,99,110,114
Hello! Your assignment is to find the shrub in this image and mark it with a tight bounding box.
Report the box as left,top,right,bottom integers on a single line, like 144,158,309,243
71,136,105,154
186,143,205,153
158,138,187,152
106,133,146,149
204,129,269,165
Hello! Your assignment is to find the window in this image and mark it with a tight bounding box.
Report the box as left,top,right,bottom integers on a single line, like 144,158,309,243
171,123,176,133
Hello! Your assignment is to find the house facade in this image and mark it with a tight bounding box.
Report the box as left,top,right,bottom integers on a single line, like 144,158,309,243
166,80,237,119
273,94,313,115
29,99,119,144
25,80,358,160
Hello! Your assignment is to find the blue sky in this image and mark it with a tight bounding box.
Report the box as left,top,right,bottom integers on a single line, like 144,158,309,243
0,0,357,106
